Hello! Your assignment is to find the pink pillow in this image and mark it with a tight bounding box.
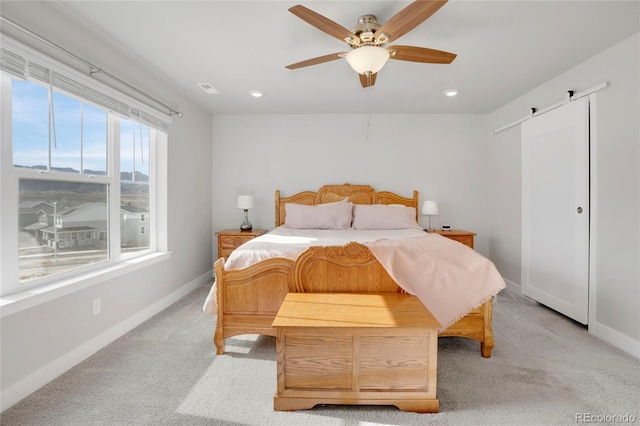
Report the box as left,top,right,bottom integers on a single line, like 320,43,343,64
284,202,353,229
351,204,421,230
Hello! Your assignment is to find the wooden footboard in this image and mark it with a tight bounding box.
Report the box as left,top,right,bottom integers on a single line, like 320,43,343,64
292,242,402,293
213,244,495,357
293,243,494,357
440,299,494,357
213,257,293,355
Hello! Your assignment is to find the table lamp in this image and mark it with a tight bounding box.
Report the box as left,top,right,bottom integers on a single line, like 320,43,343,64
237,195,254,231
421,200,439,232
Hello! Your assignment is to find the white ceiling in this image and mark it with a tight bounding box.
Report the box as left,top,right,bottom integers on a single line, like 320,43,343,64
51,1,639,115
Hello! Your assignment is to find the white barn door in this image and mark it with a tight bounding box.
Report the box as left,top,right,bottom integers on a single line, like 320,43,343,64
521,97,589,324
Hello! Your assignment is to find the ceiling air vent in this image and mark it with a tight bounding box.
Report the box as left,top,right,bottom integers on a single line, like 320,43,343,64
198,83,219,94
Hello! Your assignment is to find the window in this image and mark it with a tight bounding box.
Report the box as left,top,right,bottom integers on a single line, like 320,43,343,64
1,37,169,297
120,119,150,252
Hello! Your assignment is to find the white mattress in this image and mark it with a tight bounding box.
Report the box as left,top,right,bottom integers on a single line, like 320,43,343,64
224,225,426,270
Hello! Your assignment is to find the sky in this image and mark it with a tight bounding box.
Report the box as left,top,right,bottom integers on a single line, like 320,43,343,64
11,78,149,176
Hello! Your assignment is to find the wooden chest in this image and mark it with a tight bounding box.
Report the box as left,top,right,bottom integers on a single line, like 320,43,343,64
272,293,440,413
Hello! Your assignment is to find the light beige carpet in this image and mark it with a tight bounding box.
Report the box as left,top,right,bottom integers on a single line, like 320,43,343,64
2,284,638,425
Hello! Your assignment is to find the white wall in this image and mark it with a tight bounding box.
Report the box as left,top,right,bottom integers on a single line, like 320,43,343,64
212,114,492,255
1,2,214,409
487,33,640,356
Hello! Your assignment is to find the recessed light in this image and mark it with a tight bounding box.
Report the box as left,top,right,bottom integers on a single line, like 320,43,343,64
198,83,219,94
249,90,263,98
444,89,459,97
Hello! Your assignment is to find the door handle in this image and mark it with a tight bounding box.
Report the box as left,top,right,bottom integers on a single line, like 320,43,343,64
577,207,583,214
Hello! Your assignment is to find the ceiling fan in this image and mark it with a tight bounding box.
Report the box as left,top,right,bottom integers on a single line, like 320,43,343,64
285,0,457,88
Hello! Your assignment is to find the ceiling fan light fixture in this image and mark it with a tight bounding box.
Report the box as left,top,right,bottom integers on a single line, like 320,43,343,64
345,45,390,75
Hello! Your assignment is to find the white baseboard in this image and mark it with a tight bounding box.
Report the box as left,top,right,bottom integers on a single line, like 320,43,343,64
0,270,213,413
503,278,521,295
589,320,640,359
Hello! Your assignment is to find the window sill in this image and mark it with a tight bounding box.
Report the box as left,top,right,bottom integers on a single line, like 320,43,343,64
0,251,171,318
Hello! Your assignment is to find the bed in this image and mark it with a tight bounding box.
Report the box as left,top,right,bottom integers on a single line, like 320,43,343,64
207,183,503,358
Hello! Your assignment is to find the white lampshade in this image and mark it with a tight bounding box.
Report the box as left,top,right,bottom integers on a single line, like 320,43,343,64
345,46,390,74
237,195,255,210
421,200,439,216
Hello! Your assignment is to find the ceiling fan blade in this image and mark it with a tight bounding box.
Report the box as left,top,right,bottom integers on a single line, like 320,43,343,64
285,52,345,70
359,72,377,88
289,5,360,45
375,0,448,44
388,45,456,64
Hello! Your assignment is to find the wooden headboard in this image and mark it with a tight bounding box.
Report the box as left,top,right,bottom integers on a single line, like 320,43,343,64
275,183,419,227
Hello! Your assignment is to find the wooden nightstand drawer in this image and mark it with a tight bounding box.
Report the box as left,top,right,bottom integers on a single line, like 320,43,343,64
220,234,255,249
445,235,474,248
216,229,267,259
432,230,476,249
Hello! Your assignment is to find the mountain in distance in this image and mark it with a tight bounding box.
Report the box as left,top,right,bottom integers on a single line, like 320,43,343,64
15,165,148,181
16,165,149,193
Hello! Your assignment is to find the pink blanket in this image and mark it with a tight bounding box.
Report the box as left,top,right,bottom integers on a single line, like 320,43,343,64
364,233,505,330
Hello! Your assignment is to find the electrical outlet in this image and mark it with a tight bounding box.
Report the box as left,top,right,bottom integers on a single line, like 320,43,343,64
93,298,101,316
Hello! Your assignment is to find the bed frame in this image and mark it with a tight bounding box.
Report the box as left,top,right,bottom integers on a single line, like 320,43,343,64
213,183,494,357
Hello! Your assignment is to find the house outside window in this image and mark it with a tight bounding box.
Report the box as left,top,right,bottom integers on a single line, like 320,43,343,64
1,36,169,297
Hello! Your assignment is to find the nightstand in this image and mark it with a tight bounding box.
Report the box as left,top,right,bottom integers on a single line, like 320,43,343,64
431,230,476,249
216,229,267,259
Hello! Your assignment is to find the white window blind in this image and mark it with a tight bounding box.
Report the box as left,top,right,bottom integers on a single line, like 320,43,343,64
0,36,171,132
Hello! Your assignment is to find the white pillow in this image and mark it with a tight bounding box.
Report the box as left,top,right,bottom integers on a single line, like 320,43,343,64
284,202,353,229
351,204,422,230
